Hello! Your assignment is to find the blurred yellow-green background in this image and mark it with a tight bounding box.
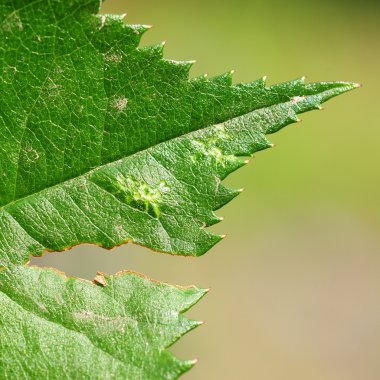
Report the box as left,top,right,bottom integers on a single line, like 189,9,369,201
31,0,380,379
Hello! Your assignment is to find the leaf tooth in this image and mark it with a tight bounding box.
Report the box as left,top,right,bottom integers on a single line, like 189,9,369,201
164,59,196,77
180,287,209,313
261,75,268,87
96,16,152,49
213,184,242,211
267,76,305,94
283,107,300,124
234,76,268,94
259,107,301,134
204,212,224,227
218,157,247,181
189,232,223,257
181,318,205,334
176,359,198,376
115,13,128,22
138,41,166,59
208,70,235,86
98,13,127,28
191,72,210,82
128,23,152,42
241,75,268,89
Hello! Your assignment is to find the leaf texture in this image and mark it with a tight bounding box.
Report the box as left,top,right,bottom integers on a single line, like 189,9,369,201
0,0,358,266
0,1,359,379
0,265,206,379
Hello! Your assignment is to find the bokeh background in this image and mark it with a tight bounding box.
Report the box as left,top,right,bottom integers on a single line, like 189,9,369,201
31,0,380,379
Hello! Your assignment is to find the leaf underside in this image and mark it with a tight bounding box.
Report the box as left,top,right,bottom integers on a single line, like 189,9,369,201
0,0,357,378
0,265,206,379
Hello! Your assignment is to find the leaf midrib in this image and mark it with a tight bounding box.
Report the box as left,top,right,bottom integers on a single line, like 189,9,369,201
2,1,286,216
1,96,275,214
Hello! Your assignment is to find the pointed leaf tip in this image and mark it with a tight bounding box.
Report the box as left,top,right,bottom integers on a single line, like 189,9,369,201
0,1,357,266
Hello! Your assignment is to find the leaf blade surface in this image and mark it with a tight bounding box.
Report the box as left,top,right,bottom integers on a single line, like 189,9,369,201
0,265,205,379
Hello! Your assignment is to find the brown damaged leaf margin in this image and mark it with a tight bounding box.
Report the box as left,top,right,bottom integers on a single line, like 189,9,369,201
26,264,210,299
25,234,225,268
39,264,209,346
2,261,209,299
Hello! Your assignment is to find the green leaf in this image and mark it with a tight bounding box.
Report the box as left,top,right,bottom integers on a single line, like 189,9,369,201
0,265,206,379
0,1,359,378
0,0,357,266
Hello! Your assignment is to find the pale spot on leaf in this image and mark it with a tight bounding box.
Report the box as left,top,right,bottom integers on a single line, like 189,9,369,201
111,97,128,112
115,175,170,218
105,53,123,63
191,124,237,166
291,96,305,105
2,13,23,32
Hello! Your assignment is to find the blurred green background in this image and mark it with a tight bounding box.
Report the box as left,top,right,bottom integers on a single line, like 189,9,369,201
31,0,380,379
